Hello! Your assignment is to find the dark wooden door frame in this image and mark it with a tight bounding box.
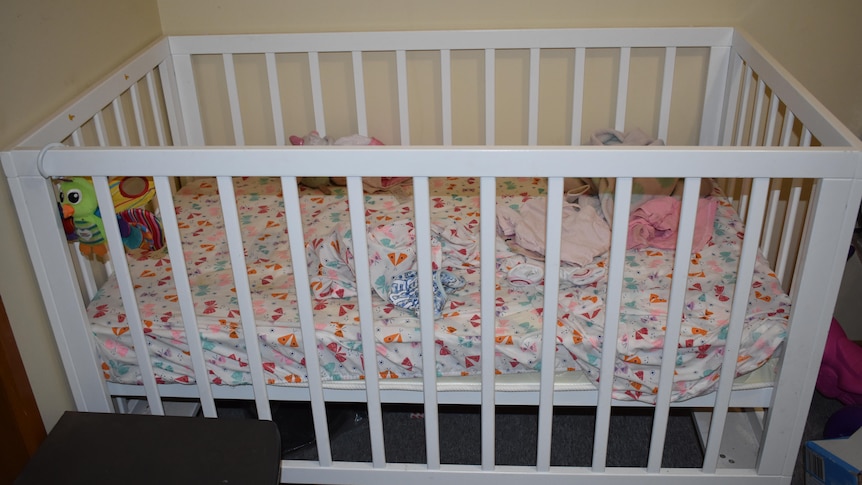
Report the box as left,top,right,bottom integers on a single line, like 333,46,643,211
0,295,46,482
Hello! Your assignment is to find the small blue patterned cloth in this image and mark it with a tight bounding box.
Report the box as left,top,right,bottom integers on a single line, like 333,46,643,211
388,270,466,316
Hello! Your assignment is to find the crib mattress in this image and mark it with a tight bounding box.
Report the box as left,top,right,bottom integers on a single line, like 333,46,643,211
90,176,788,403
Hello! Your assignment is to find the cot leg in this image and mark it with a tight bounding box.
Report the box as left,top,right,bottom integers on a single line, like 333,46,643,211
693,408,763,469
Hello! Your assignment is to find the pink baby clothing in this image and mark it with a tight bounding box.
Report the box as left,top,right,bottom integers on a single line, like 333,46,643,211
626,196,717,252
497,197,610,266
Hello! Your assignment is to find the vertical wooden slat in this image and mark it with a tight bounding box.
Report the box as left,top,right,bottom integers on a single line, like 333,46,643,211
485,48,495,146
281,176,333,465
222,54,245,146
536,177,564,471
748,80,767,146
701,177,769,473
308,52,327,136
153,176,217,418
345,176,386,467
129,83,148,146
570,48,586,146
112,98,130,147
92,176,164,415
413,176,441,469
145,71,168,146
733,66,754,147
167,53,204,145
216,176,271,420
441,49,453,146
396,50,411,145
265,53,286,146
93,112,109,147
352,51,369,137
763,93,780,147
719,53,744,147
591,177,633,471
775,179,803,284
700,46,731,145
614,47,631,132
761,178,783,263
657,46,676,142
479,176,497,471
528,48,541,146
647,177,701,472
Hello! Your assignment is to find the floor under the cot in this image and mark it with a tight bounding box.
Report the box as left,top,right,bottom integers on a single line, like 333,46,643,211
211,390,845,484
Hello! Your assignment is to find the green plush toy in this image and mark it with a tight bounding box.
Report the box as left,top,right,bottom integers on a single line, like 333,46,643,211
59,177,109,262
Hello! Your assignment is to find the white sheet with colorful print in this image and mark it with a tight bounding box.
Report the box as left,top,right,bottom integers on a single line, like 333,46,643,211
89,176,788,402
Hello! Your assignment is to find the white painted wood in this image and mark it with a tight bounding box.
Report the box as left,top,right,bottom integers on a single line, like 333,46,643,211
758,177,862,477
657,47,676,142
216,177,271,420
222,54,246,146
647,178,701,472
485,49,495,146
570,48,586,145
158,58,186,146
700,46,731,146
170,53,206,145
352,51,369,137
281,176,333,465
129,83,148,146
346,177,386,467
614,47,631,132
145,71,167,147
168,28,735,56
702,177,769,473
413,176,441,469
28,146,859,180
153,176,217,417
396,50,411,145
536,177,564,472
734,66,754,147
479,176,497,471
441,49,453,146
92,176,164,415
528,48,541,146
112,98,130,147
266,53,286,146
592,177,633,472
719,52,744,147
749,80,767,147
308,52,326,136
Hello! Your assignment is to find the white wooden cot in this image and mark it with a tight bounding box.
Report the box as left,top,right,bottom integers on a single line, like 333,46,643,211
2,27,861,485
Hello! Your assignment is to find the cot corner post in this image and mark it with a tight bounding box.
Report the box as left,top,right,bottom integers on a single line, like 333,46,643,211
2,153,112,413
757,174,862,478
167,46,206,146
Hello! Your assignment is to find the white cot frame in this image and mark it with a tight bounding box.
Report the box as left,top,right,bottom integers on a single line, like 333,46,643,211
3,27,862,485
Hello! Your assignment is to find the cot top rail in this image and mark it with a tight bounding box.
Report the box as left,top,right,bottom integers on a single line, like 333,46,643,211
11,145,860,179
167,27,735,55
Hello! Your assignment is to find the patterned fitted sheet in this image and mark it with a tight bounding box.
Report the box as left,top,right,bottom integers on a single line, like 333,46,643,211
91,176,788,402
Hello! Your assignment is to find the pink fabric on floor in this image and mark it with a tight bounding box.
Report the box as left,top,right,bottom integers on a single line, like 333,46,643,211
627,196,718,252
817,318,862,406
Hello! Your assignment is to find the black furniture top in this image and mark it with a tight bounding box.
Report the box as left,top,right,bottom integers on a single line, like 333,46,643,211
15,411,281,485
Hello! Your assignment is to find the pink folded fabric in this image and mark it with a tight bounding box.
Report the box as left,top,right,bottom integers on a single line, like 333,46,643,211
627,196,718,252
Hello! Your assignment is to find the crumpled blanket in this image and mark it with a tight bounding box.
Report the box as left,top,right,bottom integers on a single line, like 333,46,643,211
627,196,718,251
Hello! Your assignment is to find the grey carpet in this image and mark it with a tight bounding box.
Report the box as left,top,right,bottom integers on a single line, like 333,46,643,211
215,389,847,483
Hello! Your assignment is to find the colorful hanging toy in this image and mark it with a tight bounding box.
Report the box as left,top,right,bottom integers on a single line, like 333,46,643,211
58,176,164,262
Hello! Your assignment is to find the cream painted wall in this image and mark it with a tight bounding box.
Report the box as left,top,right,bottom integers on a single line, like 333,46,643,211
157,0,862,135
3,0,860,433
0,0,162,430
